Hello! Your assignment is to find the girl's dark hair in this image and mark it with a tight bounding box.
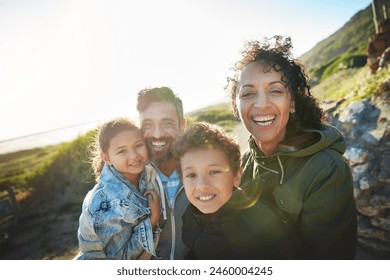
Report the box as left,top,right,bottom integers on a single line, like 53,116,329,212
90,117,139,180
226,35,324,131
171,122,241,178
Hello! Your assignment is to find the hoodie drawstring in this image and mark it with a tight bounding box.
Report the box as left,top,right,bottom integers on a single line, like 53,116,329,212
255,155,285,185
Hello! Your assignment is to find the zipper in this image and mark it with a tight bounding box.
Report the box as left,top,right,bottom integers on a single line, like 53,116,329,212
167,184,185,260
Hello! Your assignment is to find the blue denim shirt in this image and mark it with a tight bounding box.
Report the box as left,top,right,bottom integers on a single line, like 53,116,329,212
74,163,159,260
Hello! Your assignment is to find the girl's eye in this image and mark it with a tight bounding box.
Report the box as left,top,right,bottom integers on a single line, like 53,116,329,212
136,143,145,149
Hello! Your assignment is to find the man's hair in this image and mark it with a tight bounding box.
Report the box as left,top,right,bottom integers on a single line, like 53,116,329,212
136,86,184,120
171,122,241,178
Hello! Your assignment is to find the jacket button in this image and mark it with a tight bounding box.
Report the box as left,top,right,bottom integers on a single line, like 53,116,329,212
279,199,284,205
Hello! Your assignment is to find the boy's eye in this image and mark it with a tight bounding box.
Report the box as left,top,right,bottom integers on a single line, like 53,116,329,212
210,170,221,175
184,173,196,179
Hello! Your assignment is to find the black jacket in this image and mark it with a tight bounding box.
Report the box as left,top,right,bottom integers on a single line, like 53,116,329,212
182,186,302,260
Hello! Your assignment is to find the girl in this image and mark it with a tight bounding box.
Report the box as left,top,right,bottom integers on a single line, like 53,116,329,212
75,117,163,260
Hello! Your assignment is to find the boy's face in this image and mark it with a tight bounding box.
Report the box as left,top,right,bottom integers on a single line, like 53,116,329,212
180,147,242,214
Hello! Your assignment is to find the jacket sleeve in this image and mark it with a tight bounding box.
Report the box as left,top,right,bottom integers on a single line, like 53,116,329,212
76,190,155,260
298,150,357,259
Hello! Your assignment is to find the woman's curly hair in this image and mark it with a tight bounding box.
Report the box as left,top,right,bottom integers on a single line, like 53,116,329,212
171,122,241,178
226,35,324,131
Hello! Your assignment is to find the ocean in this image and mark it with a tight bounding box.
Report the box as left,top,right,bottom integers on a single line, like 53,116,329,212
0,122,100,155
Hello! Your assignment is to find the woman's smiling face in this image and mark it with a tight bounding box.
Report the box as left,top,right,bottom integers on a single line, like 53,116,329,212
236,61,293,155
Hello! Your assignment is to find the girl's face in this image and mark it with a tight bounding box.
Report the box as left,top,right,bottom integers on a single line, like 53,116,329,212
180,147,242,214
236,62,293,156
102,129,148,186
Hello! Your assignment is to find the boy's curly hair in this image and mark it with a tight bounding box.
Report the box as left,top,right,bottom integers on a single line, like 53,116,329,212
226,35,324,131
171,122,241,178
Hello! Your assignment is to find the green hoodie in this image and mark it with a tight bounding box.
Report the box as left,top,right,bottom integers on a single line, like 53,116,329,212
241,123,357,259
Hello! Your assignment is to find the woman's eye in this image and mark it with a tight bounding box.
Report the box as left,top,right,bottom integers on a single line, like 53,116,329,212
240,91,254,98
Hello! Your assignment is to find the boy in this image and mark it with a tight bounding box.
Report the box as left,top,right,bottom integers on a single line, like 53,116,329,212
172,122,297,259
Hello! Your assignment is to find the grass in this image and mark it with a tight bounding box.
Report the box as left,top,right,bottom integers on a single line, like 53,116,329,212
186,102,239,132
0,146,58,193
312,66,390,111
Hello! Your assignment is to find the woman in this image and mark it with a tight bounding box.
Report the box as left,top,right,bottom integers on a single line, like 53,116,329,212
226,36,357,259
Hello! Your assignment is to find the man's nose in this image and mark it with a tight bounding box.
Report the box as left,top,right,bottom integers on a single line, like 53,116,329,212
151,125,164,138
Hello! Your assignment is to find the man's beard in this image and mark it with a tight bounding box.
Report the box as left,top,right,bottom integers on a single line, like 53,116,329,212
145,136,174,165
150,150,173,165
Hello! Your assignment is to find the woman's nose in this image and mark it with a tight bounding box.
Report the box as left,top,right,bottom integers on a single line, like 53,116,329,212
254,92,268,108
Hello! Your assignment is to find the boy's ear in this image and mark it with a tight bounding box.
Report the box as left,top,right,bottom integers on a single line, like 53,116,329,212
102,152,111,165
233,167,243,188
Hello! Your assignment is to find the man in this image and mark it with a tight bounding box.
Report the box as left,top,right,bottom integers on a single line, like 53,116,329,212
136,86,189,259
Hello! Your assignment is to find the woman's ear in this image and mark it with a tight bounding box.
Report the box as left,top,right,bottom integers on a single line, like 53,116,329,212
290,102,295,113
233,167,243,188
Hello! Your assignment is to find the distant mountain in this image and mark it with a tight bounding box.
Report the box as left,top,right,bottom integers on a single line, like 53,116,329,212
299,4,374,72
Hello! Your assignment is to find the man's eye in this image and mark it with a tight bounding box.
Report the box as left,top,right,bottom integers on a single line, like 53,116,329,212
163,122,174,129
142,123,153,129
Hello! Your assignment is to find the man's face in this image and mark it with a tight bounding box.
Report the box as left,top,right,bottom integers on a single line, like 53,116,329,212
139,101,183,164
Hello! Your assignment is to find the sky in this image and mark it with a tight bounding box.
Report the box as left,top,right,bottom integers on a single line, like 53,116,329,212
0,0,372,141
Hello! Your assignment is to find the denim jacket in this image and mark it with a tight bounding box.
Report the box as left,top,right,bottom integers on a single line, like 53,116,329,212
74,163,163,260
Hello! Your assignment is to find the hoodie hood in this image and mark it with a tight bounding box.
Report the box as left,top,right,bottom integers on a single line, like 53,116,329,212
246,123,347,185
249,123,346,159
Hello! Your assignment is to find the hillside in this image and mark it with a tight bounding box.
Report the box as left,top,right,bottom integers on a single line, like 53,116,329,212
300,4,374,71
